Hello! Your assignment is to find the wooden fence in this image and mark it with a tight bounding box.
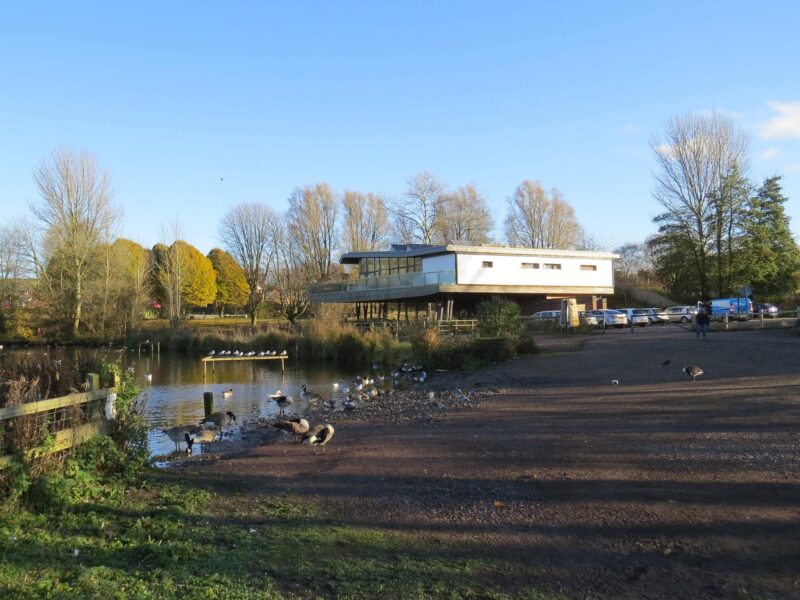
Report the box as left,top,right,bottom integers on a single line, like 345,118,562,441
0,373,117,469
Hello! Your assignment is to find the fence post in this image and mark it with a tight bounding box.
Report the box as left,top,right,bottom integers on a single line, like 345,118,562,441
85,373,100,391
723,314,729,331
203,392,214,417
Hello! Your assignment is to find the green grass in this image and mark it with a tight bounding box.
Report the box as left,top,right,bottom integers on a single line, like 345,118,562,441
0,471,561,599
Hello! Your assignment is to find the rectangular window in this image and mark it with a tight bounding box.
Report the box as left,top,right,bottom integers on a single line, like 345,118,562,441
543,263,561,270
580,264,597,271
521,262,540,269
482,261,493,268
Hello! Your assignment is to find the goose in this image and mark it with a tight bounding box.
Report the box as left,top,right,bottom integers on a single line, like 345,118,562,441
222,388,234,399
303,424,335,454
162,424,203,452
344,398,356,411
300,385,323,402
184,429,219,454
200,411,237,429
273,418,310,441
682,365,704,381
269,391,293,415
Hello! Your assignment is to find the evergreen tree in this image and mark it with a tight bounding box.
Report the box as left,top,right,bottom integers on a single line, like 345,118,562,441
740,176,800,299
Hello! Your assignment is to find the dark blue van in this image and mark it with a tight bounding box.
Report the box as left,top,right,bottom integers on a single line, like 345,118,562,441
709,298,753,321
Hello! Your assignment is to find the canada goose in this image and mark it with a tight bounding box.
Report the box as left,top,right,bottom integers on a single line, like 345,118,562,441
162,424,203,452
303,424,335,454
273,418,310,441
270,391,293,415
222,388,234,399
200,411,237,429
300,385,322,402
184,429,219,454
682,365,704,381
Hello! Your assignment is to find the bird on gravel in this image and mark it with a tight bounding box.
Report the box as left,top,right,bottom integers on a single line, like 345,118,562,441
200,410,237,429
273,418,310,441
611,379,620,385
162,424,203,452
682,365,704,381
270,391,293,415
303,424,335,454
661,360,671,367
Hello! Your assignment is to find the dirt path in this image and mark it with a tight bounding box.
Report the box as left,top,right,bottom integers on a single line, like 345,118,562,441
178,326,800,599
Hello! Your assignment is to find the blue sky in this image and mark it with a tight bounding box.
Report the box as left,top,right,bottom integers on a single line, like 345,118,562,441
2,1,800,255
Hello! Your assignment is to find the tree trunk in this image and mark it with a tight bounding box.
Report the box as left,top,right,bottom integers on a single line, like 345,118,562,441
73,265,82,337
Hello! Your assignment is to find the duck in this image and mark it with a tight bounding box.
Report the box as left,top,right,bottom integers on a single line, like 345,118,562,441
200,411,237,429
269,391,293,415
222,388,234,399
273,418,310,441
184,429,219,454
682,365,704,381
302,424,335,454
162,424,203,452
300,385,323,402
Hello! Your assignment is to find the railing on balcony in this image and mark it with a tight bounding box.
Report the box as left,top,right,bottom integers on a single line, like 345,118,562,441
310,270,456,295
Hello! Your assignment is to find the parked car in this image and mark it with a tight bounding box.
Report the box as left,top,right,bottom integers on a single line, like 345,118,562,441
754,302,779,318
532,310,561,323
709,298,753,321
587,309,628,329
579,311,599,326
644,308,668,325
664,306,697,323
617,308,650,327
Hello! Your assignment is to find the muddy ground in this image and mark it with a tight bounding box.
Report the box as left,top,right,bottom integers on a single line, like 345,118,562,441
176,325,800,599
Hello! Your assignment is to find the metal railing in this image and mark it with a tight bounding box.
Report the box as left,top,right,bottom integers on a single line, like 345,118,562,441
310,270,456,295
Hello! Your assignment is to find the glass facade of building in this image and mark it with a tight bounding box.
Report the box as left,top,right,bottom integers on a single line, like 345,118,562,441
359,256,423,277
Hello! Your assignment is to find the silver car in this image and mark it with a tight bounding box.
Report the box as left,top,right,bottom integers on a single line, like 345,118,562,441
664,305,697,323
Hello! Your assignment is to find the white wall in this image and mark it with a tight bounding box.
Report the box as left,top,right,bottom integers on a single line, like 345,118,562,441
422,254,455,273
455,253,613,287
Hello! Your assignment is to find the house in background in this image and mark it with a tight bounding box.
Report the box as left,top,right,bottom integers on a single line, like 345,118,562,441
309,244,618,319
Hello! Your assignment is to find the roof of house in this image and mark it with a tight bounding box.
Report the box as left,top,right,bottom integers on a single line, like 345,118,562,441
339,243,618,264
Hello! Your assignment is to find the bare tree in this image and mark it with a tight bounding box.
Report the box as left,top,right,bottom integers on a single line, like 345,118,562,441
271,216,310,323
153,221,186,330
342,191,390,252
29,147,119,337
387,171,446,245
651,112,749,297
219,203,277,326
436,184,494,244
504,180,580,249
286,183,339,281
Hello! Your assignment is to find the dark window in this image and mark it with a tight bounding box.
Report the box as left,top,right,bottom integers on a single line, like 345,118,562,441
580,264,597,271
544,263,561,270
482,261,493,268
521,262,540,269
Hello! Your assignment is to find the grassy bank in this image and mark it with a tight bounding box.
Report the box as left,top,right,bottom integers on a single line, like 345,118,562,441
131,319,532,372
0,470,559,599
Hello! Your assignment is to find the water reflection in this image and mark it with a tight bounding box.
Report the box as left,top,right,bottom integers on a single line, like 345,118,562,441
132,351,353,457
2,347,355,458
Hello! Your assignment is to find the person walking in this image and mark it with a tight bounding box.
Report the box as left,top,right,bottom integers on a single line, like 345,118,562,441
695,304,710,340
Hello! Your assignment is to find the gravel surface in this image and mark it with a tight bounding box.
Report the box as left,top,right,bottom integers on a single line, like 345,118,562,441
174,326,800,599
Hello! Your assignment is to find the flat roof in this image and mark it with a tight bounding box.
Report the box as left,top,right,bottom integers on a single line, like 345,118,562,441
340,244,619,264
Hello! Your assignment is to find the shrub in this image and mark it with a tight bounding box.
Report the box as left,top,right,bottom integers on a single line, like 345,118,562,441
476,297,523,340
